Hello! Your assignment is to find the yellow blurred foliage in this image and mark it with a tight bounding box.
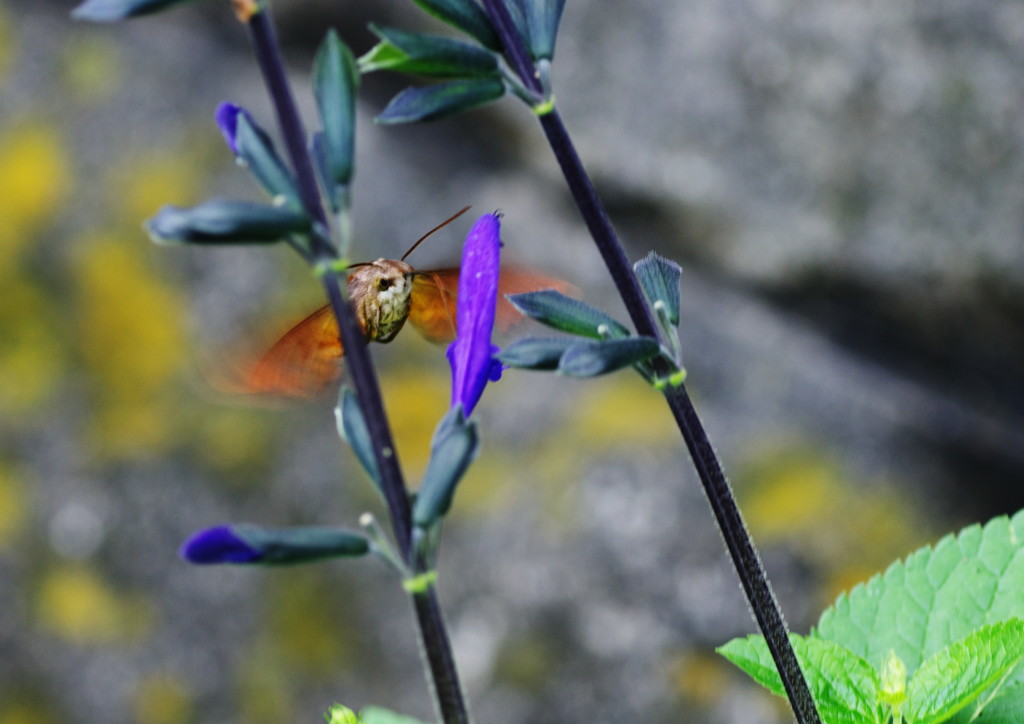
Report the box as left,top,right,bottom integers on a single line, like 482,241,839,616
380,365,451,479
236,649,293,724
667,650,731,709
0,122,69,272
0,463,28,546
0,279,66,415
565,377,675,449
59,35,121,104
74,236,187,456
0,703,54,724
37,565,151,644
190,406,277,479
106,151,203,229
132,673,194,724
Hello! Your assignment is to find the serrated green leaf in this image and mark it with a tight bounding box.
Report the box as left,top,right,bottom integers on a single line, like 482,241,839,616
360,25,499,78
360,707,430,724
335,387,381,490
814,511,1024,675
634,252,682,327
498,336,576,370
904,619,1024,724
409,0,500,50
558,337,661,377
971,682,1024,723
412,406,479,526
71,0,194,21
507,290,630,339
717,634,883,724
377,78,506,124
313,30,358,190
145,200,310,245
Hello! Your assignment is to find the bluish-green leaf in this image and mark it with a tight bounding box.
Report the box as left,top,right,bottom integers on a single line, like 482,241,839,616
904,619,1024,724
145,200,311,244
412,406,479,527
409,0,500,51
717,634,884,724
557,337,661,377
233,524,369,564
814,510,1024,675
335,387,381,489
360,25,500,78
502,0,531,54
377,78,506,124
507,290,630,339
635,252,682,327
313,30,358,189
498,336,576,370
360,706,430,724
234,113,301,209
71,0,194,21
524,0,567,60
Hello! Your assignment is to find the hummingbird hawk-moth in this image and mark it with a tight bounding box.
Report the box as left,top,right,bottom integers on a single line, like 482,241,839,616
223,208,570,399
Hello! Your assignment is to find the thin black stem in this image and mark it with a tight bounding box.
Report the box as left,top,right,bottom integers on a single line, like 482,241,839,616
244,7,468,722
537,108,821,724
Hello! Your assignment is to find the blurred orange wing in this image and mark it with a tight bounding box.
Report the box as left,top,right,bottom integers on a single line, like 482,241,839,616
229,304,343,399
407,266,575,344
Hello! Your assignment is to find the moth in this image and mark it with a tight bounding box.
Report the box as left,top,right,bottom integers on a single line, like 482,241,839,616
223,208,569,399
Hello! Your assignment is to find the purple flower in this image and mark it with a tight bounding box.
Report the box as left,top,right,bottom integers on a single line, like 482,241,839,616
214,102,251,156
447,212,504,416
180,525,262,564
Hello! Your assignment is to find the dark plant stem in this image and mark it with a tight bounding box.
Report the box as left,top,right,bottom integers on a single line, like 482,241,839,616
537,108,821,724
245,6,468,722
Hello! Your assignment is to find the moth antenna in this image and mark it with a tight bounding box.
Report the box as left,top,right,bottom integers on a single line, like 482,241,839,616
400,206,472,262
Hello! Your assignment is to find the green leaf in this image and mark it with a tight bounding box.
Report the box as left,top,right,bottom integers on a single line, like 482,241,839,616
377,78,506,124
506,290,631,339
313,30,358,189
814,511,1024,675
717,634,883,724
558,337,661,377
233,112,301,209
233,524,370,564
904,619,1024,724
634,252,682,327
71,0,195,21
498,336,576,370
412,406,479,527
524,0,567,60
408,0,500,51
145,200,310,244
325,704,361,724
972,682,1024,723
360,25,499,78
360,707,430,724
335,387,381,489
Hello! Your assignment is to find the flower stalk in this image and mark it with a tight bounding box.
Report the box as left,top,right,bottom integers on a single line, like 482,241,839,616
479,3,821,722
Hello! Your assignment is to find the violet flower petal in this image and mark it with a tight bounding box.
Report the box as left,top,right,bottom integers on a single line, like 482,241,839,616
180,525,262,564
447,213,502,416
214,102,248,156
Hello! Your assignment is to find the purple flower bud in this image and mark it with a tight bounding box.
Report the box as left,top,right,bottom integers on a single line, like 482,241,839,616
214,102,251,156
180,525,262,564
447,213,504,416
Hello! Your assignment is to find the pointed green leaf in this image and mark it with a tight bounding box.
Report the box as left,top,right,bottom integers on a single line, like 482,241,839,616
145,200,310,244
717,634,883,724
904,619,1024,724
814,511,1024,675
634,252,682,327
335,387,381,489
377,78,506,124
325,705,361,724
412,406,479,526
233,524,369,564
557,337,661,377
234,113,301,209
971,682,1024,723
360,707,430,724
313,30,358,189
408,0,500,51
507,290,630,339
71,0,195,21
498,336,576,370
360,26,499,78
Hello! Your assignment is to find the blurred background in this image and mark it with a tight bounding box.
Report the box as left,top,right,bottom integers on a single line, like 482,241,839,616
2,0,1023,721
